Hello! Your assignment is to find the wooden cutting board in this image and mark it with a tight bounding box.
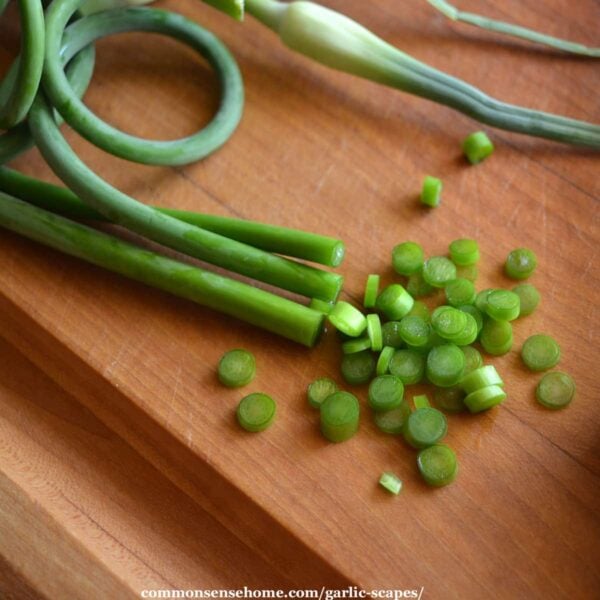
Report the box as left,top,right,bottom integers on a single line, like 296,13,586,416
1,0,599,597
0,336,294,598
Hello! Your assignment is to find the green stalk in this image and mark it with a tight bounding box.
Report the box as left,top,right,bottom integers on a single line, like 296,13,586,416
0,123,34,165
0,191,325,347
427,0,600,58
0,167,345,267
0,0,45,128
46,3,245,167
0,43,96,165
245,0,600,147
29,91,342,300
35,0,343,300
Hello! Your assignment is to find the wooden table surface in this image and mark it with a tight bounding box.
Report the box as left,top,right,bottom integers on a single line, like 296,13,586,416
1,0,599,598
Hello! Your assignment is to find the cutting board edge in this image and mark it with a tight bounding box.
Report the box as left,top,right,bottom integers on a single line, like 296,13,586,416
0,468,138,600
0,291,354,589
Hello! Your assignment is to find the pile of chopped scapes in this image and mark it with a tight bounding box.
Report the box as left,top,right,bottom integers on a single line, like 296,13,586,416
218,237,575,493
208,126,575,493
301,239,575,493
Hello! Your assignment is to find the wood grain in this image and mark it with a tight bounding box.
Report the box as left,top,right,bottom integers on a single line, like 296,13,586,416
0,336,295,597
1,0,599,597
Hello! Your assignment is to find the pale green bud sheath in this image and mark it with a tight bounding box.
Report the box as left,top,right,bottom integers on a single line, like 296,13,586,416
247,0,417,81
246,0,600,147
